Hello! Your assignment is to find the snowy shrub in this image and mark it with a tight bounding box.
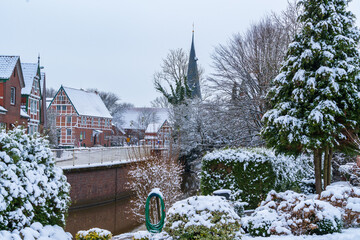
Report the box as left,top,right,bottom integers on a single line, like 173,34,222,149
243,190,342,236
299,178,316,195
75,228,112,240
318,183,360,228
200,148,313,209
0,127,70,231
338,163,360,186
164,196,241,239
0,222,72,240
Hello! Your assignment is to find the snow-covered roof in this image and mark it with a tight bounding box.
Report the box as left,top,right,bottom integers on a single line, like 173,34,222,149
21,63,39,95
121,108,168,130
0,56,19,79
145,123,162,134
20,108,30,118
62,86,112,118
0,106,7,113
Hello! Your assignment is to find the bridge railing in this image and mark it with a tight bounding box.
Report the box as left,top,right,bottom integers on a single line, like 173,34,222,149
53,145,153,167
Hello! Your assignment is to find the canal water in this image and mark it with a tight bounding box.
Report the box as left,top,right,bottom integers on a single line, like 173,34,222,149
65,197,140,236
65,170,200,236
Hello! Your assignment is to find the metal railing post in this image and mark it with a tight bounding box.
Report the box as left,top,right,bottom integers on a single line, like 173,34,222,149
72,149,75,166
101,147,104,164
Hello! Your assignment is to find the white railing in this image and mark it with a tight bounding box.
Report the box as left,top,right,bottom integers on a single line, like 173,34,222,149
53,145,152,167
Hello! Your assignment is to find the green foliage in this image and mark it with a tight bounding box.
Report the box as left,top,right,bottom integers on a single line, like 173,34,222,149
164,211,241,240
200,148,312,209
76,228,112,240
154,76,191,105
247,220,272,237
311,218,343,235
164,196,241,239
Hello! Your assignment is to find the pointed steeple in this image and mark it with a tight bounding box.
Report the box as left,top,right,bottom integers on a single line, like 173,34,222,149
187,29,201,99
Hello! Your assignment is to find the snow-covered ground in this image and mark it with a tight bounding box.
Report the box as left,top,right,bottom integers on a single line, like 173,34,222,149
242,228,360,240
0,222,72,240
115,228,360,240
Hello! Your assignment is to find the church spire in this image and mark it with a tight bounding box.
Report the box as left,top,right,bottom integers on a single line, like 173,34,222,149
187,29,201,99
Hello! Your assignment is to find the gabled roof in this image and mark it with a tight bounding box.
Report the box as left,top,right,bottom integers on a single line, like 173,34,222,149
145,123,163,134
21,63,39,95
0,56,19,79
61,86,112,118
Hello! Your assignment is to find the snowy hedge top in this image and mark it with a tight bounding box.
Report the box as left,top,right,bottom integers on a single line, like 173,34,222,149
167,196,239,229
203,147,308,164
202,148,313,183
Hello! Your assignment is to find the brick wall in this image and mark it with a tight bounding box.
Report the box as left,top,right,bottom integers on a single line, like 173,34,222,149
64,162,132,208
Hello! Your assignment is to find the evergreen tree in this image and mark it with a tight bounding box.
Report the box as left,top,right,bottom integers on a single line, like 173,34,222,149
261,0,360,193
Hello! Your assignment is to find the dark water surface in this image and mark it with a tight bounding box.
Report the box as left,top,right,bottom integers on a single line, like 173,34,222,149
65,170,199,236
65,197,140,236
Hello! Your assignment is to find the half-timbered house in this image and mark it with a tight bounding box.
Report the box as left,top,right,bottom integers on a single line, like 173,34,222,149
21,62,42,134
48,86,112,147
144,120,172,148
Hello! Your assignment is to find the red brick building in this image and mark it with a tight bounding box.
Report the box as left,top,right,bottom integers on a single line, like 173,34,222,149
0,56,29,129
48,86,113,147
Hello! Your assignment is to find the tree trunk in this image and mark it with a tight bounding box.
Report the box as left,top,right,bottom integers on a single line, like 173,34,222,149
314,149,322,194
327,148,333,186
324,147,329,189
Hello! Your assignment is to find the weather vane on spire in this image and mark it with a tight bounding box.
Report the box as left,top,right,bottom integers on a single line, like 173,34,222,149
192,23,194,33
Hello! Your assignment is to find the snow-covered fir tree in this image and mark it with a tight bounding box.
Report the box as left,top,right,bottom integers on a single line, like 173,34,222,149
262,0,360,193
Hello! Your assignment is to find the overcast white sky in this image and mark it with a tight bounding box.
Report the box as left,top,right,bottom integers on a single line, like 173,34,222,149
1,0,359,106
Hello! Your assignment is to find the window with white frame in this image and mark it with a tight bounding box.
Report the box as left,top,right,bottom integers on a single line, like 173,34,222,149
66,129,72,136
10,87,15,105
67,116,72,124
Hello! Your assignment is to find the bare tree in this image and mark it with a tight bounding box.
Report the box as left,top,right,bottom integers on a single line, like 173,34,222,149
208,1,301,146
46,87,57,99
151,96,170,108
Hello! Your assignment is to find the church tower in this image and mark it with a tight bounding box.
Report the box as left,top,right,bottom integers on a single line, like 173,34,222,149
187,30,201,99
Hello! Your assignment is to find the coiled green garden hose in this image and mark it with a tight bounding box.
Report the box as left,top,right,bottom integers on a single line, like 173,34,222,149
145,192,166,233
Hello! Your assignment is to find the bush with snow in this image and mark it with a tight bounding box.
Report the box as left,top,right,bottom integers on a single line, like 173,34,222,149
201,148,313,209
318,183,360,228
126,149,183,222
164,195,241,239
0,127,70,230
76,227,112,240
242,190,342,236
0,222,72,240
